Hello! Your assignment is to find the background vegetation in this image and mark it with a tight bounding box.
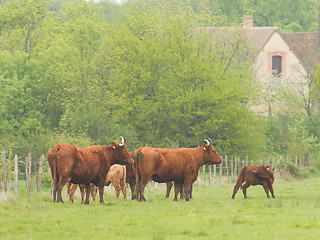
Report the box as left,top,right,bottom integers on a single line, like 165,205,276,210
1,0,320,168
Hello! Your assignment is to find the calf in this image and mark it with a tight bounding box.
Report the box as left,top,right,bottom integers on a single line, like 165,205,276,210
105,164,127,201
232,165,275,199
165,182,193,200
66,182,98,203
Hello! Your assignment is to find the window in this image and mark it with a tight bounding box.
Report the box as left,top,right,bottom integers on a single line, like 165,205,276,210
272,56,282,75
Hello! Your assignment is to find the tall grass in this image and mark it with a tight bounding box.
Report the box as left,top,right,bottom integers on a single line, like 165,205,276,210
1,178,320,239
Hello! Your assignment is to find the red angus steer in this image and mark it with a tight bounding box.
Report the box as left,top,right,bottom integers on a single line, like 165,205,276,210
231,165,275,199
47,136,133,204
134,139,222,201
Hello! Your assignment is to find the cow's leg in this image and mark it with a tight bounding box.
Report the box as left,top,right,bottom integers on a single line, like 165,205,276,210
84,184,91,204
232,178,244,199
129,183,136,200
173,182,181,201
79,185,85,204
189,184,193,199
165,181,173,198
120,180,127,201
138,178,148,202
91,185,98,201
241,182,251,199
269,183,275,199
183,182,192,201
99,185,105,204
53,179,58,203
180,183,184,199
57,179,68,203
262,184,270,199
68,184,78,203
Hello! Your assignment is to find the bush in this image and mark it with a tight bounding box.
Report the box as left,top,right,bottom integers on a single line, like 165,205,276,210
278,159,320,179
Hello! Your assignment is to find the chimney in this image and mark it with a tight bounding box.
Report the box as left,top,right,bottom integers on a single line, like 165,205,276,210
243,16,253,28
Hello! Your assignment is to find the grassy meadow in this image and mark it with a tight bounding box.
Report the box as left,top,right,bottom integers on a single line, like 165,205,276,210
1,177,320,240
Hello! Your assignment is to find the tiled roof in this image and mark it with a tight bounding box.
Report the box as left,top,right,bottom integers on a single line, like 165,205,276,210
281,32,319,72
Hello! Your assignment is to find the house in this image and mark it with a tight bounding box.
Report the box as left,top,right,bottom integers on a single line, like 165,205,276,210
242,16,319,115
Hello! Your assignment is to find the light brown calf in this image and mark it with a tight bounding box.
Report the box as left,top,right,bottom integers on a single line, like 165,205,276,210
105,164,127,201
66,182,98,204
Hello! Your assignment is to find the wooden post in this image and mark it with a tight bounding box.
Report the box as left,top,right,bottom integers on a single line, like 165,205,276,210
208,165,212,186
14,155,18,198
225,156,229,183
295,155,298,166
234,157,238,178
27,153,32,197
219,164,222,184
37,154,44,195
230,156,234,182
25,156,28,188
203,165,206,185
1,149,7,193
245,155,248,165
251,160,253,166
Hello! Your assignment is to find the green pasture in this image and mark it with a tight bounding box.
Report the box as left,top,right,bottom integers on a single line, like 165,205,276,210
1,178,320,240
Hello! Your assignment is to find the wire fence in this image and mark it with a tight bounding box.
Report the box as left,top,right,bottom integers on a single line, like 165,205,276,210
0,149,310,198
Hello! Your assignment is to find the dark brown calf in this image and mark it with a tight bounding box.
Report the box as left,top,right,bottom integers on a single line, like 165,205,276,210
231,165,275,199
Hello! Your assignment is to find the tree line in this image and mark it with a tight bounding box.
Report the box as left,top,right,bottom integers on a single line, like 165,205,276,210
1,0,320,169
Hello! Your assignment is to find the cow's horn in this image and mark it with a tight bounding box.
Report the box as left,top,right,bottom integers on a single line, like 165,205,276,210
204,139,210,146
208,138,212,145
119,136,125,146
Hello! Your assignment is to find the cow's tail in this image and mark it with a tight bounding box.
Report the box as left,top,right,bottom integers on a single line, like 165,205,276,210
132,148,142,201
47,143,61,202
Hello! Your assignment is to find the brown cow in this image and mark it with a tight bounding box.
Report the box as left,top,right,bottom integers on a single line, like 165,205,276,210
105,164,127,201
231,165,275,199
134,139,222,201
47,136,133,204
66,182,98,204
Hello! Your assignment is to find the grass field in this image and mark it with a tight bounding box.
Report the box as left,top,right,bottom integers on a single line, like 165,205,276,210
1,177,320,240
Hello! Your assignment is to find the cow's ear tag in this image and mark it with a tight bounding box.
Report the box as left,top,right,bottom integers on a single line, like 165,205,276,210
113,145,116,149
266,167,269,171
203,147,206,151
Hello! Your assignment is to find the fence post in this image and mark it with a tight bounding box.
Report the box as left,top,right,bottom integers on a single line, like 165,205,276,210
245,155,248,165
37,154,44,195
213,165,217,185
225,156,229,182
295,155,298,166
14,155,18,198
234,157,238,178
1,149,7,193
25,157,28,188
27,153,32,197
230,156,234,182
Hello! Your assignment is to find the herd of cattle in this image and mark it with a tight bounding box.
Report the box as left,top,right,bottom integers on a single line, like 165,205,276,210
47,136,275,204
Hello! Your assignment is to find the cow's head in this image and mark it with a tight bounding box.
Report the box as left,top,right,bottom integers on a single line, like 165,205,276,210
202,138,222,165
111,136,134,165
253,165,274,179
